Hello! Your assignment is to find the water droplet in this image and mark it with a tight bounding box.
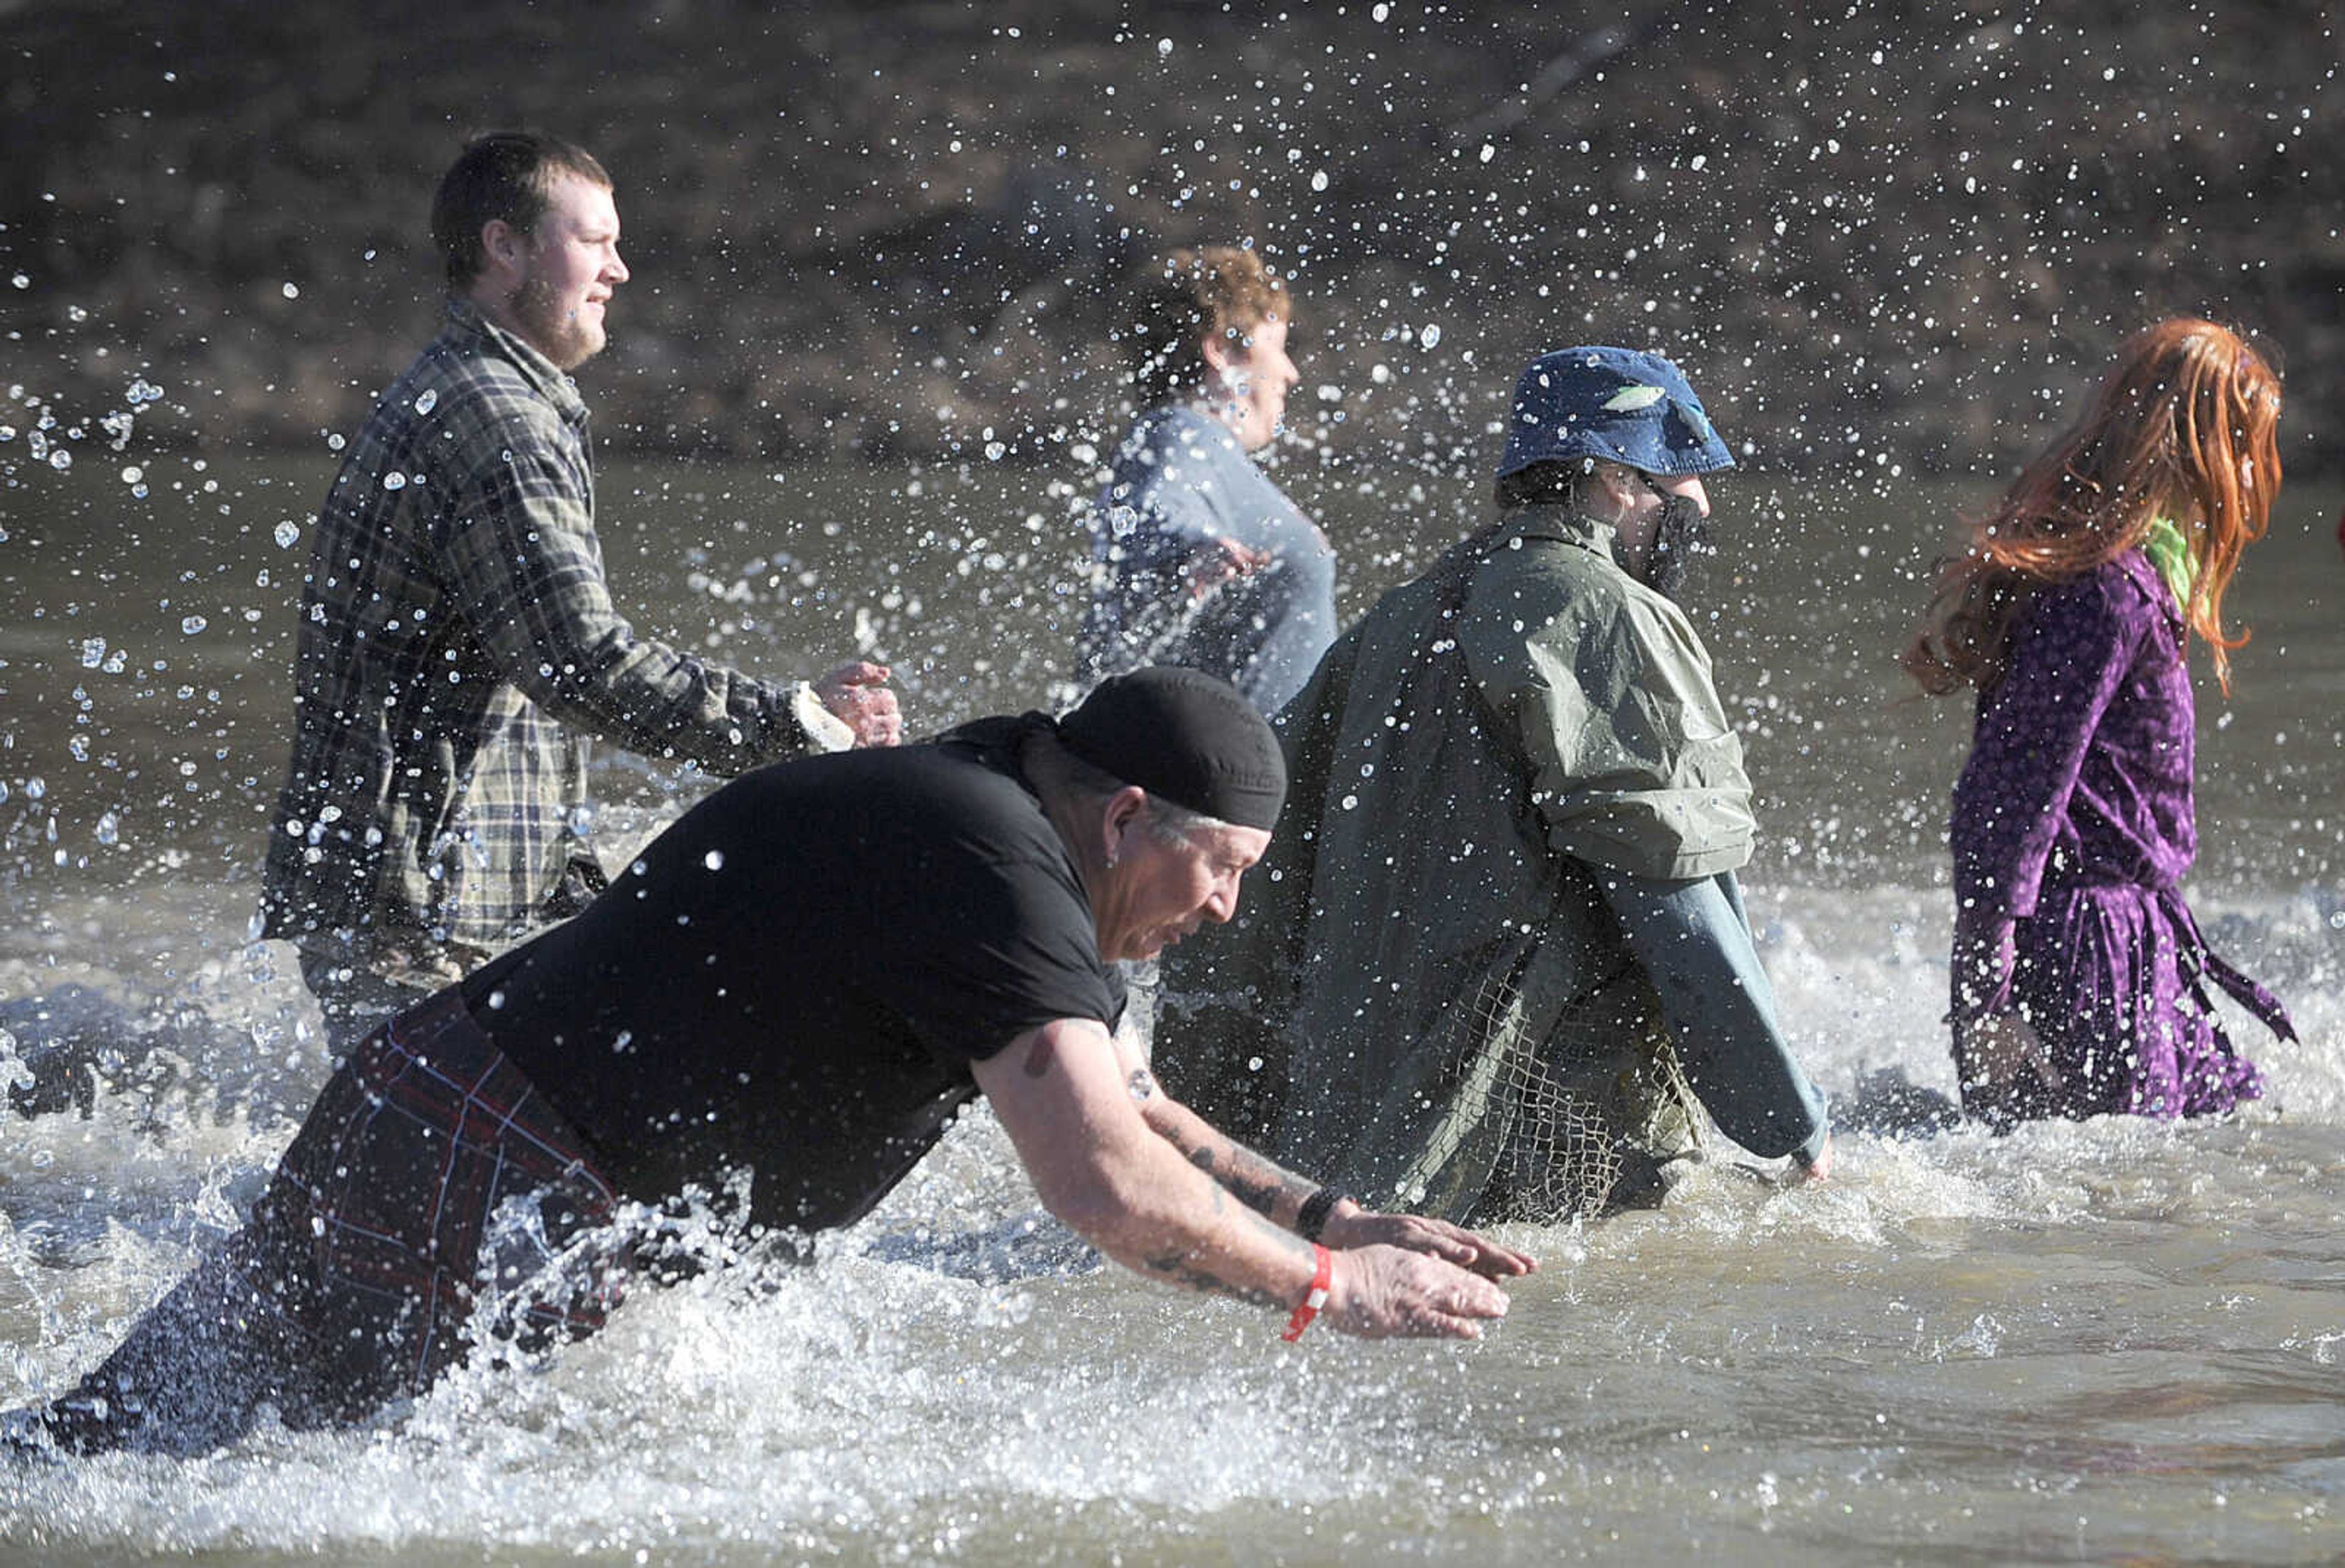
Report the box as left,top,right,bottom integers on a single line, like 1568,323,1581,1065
382,471,406,491
48,449,71,471
414,388,438,416
1311,170,1330,192
984,440,1006,461
79,637,106,669
94,811,119,846
119,464,142,485
702,849,727,871
180,615,207,634
282,281,300,300
1420,324,1442,350
274,520,302,548
1156,36,1172,54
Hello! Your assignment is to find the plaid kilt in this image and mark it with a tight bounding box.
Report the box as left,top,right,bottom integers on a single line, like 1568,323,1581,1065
35,988,622,1455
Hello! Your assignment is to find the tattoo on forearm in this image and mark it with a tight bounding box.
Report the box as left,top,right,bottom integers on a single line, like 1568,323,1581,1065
1224,1167,1284,1219
1140,1250,1286,1310
1168,1125,1317,1222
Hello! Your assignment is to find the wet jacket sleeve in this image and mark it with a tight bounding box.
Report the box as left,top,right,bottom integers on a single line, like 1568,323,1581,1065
437,412,841,773
1599,868,1830,1164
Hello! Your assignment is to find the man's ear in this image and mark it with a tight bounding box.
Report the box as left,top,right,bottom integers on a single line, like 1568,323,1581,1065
1587,462,1641,516
480,217,526,278
1103,785,1149,860
1105,785,1149,833
1199,324,1242,375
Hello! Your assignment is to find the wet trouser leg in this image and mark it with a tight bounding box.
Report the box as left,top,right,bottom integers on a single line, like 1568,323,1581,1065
21,990,623,1456
296,947,438,1057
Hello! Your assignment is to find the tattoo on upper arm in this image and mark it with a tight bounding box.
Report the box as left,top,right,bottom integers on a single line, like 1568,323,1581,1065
1022,1033,1056,1079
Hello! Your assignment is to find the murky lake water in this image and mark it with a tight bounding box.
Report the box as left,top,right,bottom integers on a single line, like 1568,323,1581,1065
2,446,2340,1564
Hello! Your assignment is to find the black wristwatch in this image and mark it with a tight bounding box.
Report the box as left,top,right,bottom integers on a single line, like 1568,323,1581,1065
1296,1186,1353,1242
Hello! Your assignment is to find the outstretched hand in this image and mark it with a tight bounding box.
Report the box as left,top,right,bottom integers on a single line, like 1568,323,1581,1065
1325,1244,1513,1340
1318,1205,1536,1281
815,660,902,747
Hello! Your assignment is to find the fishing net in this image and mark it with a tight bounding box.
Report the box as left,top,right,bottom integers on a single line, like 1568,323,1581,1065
1386,939,1702,1224
1487,983,1701,1221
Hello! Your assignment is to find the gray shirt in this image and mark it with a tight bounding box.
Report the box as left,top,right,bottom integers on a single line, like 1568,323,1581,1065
1075,404,1336,715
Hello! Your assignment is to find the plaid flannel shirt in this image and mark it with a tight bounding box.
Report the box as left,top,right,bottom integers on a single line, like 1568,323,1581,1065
260,300,826,968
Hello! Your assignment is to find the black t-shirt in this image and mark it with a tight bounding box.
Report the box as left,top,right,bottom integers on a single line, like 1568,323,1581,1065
464,722,1123,1234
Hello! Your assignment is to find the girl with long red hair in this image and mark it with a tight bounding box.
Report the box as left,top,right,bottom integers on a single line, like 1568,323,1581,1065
1905,318,2297,1126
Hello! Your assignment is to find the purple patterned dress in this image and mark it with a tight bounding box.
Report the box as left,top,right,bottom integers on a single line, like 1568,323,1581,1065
1948,549,2294,1123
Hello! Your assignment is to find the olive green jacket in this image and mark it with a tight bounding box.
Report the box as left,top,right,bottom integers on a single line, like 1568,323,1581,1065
1158,507,1762,1216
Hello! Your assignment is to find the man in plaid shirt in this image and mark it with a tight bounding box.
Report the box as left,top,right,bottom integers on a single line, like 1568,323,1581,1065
260,132,900,1046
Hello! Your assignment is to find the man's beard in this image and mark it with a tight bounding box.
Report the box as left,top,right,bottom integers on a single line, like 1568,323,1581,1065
1642,493,1712,603
507,273,603,371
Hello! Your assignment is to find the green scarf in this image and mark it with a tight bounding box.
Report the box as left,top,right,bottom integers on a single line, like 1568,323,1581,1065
2140,517,2196,608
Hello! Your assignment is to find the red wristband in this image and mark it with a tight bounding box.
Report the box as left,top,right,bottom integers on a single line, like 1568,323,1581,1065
1282,1243,1333,1342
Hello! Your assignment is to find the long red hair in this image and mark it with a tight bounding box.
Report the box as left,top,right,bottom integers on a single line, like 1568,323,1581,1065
1904,318,2281,696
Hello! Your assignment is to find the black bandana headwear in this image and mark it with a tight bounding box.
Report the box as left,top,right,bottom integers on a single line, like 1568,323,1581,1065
1055,667,1287,831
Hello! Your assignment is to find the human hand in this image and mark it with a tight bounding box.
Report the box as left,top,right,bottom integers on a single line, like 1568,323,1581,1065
1184,535,1271,600
1796,1130,1835,1182
1957,1012,2063,1094
1317,1203,1536,1280
1323,1244,1512,1340
815,660,902,747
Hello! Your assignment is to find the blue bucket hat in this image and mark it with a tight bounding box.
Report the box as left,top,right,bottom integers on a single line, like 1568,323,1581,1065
1495,346,1735,480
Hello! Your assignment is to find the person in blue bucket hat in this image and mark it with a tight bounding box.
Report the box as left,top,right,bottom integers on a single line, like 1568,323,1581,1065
1497,345,1737,599
1157,345,1834,1223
